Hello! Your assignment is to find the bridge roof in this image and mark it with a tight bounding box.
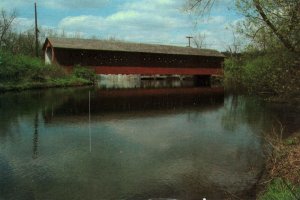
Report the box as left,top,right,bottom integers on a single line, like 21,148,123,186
44,37,224,58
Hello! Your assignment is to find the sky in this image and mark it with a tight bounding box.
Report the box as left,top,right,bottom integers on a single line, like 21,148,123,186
0,0,242,51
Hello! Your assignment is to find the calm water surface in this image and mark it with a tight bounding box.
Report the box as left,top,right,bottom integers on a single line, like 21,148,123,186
0,84,299,200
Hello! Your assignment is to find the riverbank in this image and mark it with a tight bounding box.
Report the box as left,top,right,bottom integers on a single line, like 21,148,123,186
0,51,96,92
258,131,300,200
0,78,93,92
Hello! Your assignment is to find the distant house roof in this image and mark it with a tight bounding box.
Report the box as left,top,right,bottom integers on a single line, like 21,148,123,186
43,37,225,58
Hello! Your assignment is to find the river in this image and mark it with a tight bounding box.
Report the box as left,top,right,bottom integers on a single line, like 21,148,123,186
0,80,299,200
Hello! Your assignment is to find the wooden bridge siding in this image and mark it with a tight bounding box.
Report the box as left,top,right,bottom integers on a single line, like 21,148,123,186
54,48,223,69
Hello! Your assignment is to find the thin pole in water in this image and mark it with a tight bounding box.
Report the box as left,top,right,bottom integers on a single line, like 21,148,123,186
89,90,92,152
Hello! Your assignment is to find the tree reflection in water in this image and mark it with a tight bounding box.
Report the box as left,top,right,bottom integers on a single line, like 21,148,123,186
0,87,299,199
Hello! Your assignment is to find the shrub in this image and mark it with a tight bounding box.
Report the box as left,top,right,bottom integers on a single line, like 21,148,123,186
224,51,300,99
72,66,97,83
224,56,245,90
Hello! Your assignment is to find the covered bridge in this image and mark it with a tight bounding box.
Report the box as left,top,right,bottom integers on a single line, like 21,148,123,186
42,37,224,76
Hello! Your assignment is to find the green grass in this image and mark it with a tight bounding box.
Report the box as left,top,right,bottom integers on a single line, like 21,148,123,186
0,77,92,92
0,50,96,92
259,178,300,200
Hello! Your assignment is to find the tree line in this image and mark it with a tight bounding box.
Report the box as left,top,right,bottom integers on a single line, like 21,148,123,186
0,9,37,56
0,9,96,91
0,9,86,57
187,0,299,99
186,0,299,53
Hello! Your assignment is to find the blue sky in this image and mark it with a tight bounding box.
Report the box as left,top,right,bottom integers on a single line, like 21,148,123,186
0,0,242,51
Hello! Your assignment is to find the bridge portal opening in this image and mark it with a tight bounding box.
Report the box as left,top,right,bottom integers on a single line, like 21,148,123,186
194,75,211,87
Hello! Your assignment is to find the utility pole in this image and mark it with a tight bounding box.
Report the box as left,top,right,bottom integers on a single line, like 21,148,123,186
186,36,193,47
34,2,39,57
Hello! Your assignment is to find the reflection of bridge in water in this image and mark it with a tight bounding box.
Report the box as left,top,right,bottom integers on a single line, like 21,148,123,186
43,87,224,123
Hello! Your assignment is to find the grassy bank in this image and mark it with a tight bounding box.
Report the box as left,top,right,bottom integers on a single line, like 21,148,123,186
258,131,300,200
0,51,96,92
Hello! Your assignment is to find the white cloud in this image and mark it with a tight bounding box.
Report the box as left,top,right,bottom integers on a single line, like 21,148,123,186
0,0,238,51
203,16,225,24
0,0,109,12
0,0,29,11
41,0,109,9
58,11,190,44
13,17,35,32
58,0,192,45
59,15,105,32
122,0,182,13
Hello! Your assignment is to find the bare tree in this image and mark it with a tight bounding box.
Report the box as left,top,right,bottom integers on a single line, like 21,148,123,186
185,0,216,16
74,31,82,39
0,9,16,47
192,33,206,48
226,31,243,56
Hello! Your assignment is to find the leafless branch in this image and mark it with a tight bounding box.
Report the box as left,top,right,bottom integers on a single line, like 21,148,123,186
0,9,16,47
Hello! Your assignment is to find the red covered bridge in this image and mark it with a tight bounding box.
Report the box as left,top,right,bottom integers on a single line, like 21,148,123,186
42,37,224,76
